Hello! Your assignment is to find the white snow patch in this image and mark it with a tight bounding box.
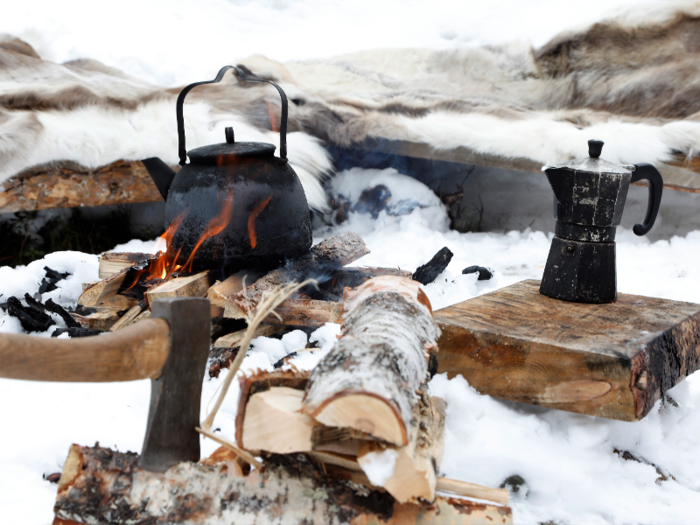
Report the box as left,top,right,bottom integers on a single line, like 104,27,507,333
358,448,400,487
281,330,308,354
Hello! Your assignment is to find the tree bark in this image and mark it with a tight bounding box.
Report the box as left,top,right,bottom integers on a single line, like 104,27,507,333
53,444,513,525
302,276,440,446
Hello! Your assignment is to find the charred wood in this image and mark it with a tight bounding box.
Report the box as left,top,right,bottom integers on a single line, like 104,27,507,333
6,296,55,332
412,247,453,285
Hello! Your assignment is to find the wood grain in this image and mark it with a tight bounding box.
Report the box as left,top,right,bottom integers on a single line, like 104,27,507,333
0,318,170,382
145,271,210,306
0,160,167,213
434,280,700,421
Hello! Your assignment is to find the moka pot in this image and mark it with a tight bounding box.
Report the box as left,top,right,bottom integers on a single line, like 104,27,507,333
539,140,663,303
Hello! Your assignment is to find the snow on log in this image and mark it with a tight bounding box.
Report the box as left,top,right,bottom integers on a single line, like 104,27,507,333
302,276,440,446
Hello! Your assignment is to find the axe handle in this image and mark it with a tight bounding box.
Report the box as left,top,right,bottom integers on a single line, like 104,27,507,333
0,318,171,382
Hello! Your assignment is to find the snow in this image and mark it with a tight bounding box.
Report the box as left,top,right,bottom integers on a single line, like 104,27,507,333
357,447,400,488
2,1,700,524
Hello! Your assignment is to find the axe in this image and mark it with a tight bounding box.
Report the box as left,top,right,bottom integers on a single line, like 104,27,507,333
0,297,211,472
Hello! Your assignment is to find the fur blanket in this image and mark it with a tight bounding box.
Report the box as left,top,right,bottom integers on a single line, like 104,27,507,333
1,1,699,211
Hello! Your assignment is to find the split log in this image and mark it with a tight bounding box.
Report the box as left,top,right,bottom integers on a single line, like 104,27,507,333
77,268,129,307
144,271,210,306
302,276,440,446
72,307,121,332
242,386,320,454
357,390,446,503
263,298,343,326
98,252,152,280
225,231,369,319
53,444,512,525
108,304,143,332
207,270,266,308
434,279,700,421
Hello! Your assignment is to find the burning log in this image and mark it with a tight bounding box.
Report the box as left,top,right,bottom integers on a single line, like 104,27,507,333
301,276,440,446
224,231,369,320
53,444,513,525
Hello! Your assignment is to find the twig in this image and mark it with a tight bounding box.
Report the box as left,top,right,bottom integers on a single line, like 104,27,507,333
195,426,262,469
436,477,510,506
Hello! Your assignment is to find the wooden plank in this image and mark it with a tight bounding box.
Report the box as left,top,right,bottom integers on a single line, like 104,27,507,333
434,279,700,421
145,271,210,306
0,160,167,213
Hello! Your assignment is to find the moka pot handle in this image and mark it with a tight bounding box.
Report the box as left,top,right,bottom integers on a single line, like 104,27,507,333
175,65,289,166
630,163,663,236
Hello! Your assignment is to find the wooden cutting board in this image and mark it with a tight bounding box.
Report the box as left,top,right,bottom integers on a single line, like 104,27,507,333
434,279,700,421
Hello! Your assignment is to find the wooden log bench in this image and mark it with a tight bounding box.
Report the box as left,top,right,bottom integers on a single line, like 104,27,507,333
1,142,698,214
435,279,700,421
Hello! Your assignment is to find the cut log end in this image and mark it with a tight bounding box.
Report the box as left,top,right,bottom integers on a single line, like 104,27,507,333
312,393,407,446
242,386,320,454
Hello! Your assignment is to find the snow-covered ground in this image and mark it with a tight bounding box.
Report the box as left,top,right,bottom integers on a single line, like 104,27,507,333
3,168,700,525
2,1,700,524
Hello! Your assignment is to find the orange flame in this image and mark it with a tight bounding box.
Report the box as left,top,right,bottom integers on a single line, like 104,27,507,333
181,192,236,273
247,195,272,249
126,211,187,290
267,102,278,133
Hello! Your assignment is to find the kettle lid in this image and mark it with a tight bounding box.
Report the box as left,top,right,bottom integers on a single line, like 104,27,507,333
544,140,634,175
187,127,276,163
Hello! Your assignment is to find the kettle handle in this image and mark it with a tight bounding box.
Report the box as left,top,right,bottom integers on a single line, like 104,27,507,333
175,65,289,166
630,163,663,236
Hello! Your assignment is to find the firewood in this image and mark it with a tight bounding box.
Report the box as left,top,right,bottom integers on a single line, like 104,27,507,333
53,444,513,524
242,386,320,454
213,324,284,349
98,252,152,280
73,307,121,332
311,426,377,456
144,271,210,306
108,304,143,332
78,268,129,307
207,270,265,308
302,276,440,446
262,298,342,327
224,231,369,320
357,391,446,503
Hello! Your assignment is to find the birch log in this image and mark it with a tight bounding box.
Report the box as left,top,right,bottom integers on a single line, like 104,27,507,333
301,276,440,446
53,444,513,525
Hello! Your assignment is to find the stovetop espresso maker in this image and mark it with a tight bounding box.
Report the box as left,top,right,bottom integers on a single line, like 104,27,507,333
540,140,663,303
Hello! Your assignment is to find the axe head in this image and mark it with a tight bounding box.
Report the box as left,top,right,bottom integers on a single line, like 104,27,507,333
139,297,211,472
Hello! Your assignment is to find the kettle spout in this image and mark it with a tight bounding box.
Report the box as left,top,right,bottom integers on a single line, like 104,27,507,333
142,157,176,201
544,167,571,205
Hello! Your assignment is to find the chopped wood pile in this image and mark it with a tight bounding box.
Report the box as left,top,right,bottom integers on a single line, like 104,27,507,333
71,231,411,346
54,272,511,524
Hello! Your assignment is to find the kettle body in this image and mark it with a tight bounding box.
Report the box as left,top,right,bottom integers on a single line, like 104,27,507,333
142,66,312,274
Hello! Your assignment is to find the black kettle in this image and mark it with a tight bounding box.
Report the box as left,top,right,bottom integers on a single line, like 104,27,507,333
142,66,312,274
539,139,663,303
